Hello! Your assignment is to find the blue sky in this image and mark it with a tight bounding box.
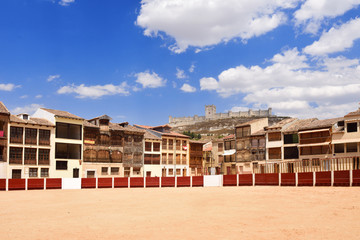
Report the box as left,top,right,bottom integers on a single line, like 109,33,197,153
1,0,360,125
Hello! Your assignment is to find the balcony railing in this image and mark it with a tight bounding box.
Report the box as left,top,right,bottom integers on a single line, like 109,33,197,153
9,158,22,164
10,137,23,144
24,159,37,165
38,159,50,165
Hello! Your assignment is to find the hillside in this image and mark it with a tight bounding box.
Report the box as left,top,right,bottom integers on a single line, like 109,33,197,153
172,116,289,141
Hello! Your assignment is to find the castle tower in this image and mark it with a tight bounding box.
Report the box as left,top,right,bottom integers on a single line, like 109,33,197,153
205,105,216,119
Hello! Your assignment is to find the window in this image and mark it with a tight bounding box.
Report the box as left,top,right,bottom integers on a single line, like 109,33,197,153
268,148,281,160
334,144,345,153
268,132,281,141
153,142,160,152
101,167,108,175
347,122,358,133
39,129,50,145
346,143,358,153
168,169,174,175
168,139,173,149
162,153,167,164
176,169,181,176
111,167,119,175
87,170,95,178
0,146,4,161
37,149,49,165
40,168,49,177
56,122,82,140
168,154,173,164
56,161,67,170
218,143,223,152
145,142,152,151
29,168,38,178
284,134,299,144
284,147,299,159
55,143,81,159
144,154,152,164
25,128,37,145
133,167,141,175
162,139,167,150
24,148,37,165
124,167,130,177
12,169,22,179
9,147,22,164
10,127,23,144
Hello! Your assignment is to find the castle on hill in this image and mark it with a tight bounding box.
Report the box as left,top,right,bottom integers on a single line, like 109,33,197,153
169,105,273,127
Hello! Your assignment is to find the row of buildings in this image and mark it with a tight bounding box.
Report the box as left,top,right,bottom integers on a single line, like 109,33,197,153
1,100,360,179
199,108,360,175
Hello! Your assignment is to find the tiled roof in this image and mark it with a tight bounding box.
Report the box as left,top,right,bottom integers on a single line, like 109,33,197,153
251,130,266,136
109,122,124,131
134,124,152,129
10,115,54,127
345,108,360,117
144,130,161,140
88,115,112,121
189,139,208,144
83,120,99,128
161,131,190,138
223,134,235,140
299,117,344,131
267,118,297,130
0,102,10,115
41,108,84,120
283,118,317,133
236,118,266,128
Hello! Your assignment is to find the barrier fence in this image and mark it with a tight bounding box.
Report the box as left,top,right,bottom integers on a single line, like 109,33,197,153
2,170,360,191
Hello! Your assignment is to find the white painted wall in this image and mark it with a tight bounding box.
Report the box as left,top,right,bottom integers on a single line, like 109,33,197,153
204,175,223,187
61,178,81,189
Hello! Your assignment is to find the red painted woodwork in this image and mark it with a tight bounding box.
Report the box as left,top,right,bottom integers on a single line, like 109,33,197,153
130,177,144,188
297,172,313,186
98,178,113,188
333,170,350,186
8,179,25,190
114,177,128,188
191,176,203,187
315,171,331,186
0,179,6,190
146,177,160,188
161,177,175,187
255,173,279,186
223,175,237,186
352,170,360,186
27,179,44,190
177,176,190,187
46,178,62,189
281,173,296,186
81,178,96,188
238,174,253,186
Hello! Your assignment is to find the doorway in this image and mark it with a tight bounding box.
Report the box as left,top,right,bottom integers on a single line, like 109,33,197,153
73,168,79,178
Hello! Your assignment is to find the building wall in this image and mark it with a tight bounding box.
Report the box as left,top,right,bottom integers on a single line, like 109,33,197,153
160,136,189,176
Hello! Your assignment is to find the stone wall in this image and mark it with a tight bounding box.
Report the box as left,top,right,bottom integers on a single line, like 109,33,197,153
169,108,272,127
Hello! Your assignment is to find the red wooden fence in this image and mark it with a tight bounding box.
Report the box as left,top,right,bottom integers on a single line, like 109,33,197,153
46,178,62,189
333,170,350,186
223,175,237,186
255,173,279,186
161,177,175,187
98,178,113,188
8,179,25,190
146,177,160,188
114,177,128,188
352,170,360,186
130,177,144,188
177,176,191,187
0,179,6,190
28,179,44,190
281,173,296,186
298,172,313,186
191,176,203,187
238,174,253,186
315,171,331,186
81,178,96,188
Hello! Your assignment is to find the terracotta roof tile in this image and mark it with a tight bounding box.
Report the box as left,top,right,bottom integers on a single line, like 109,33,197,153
236,118,267,128
283,118,317,133
0,102,10,115
223,134,235,140
41,108,83,120
83,121,99,128
299,117,344,131
10,115,54,127
251,130,266,136
144,130,161,140
345,108,360,117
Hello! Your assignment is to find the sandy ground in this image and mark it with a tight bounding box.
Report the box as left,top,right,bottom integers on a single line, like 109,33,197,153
1,186,360,240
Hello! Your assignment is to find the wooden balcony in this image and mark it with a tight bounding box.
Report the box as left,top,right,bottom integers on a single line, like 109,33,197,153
9,158,22,164
38,159,50,165
24,159,36,165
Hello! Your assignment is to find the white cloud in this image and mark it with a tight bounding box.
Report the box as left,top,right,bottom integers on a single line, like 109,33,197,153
35,95,43,99
136,0,298,53
189,64,195,73
303,18,360,56
20,95,28,99
135,71,166,88
0,83,19,91
57,82,130,99
200,48,360,118
59,0,75,6
12,104,44,115
176,68,187,79
230,106,249,112
180,83,196,93
294,0,360,34
47,75,60,82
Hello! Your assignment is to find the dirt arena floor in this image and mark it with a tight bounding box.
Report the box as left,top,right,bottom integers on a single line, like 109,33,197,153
1,186,360,240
